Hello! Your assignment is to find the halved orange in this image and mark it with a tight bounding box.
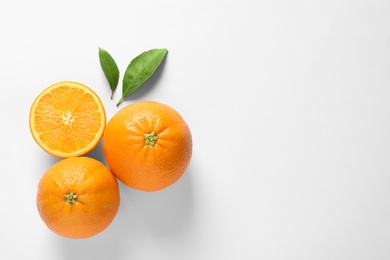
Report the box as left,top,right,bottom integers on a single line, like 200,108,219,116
29,81,106,158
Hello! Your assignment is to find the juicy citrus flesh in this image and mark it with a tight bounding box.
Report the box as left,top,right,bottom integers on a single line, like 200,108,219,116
36,157,120,239
29,81,106,158
103,101,192,192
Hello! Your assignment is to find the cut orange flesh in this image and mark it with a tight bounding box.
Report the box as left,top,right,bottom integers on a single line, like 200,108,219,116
29,81,106,158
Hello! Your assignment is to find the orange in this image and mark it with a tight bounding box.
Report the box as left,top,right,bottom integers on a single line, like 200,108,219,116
36,157,120,239
103,101,192,192
29,81,106,158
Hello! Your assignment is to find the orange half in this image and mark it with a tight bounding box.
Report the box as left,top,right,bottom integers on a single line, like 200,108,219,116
29,81,106,158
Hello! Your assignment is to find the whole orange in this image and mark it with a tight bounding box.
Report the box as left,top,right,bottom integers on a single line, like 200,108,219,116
103,101,192,192
36,157,120,239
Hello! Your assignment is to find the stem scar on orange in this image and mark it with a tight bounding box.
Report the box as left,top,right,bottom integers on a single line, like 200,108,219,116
103,101,192,192
29,81,106,158
36,157,120,239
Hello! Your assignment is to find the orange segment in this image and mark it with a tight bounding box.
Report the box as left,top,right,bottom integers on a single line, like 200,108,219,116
29,81,106,158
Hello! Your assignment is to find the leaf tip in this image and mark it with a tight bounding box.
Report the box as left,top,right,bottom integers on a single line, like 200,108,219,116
162,48,168,57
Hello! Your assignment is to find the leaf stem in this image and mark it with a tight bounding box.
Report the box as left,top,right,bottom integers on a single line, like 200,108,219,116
116,97,124,107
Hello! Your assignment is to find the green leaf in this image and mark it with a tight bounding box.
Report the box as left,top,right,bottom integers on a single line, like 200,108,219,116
117,48,168,106
99,47,120,99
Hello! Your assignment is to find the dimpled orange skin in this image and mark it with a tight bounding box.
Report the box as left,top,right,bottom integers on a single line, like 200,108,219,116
36,157,120,239
103,101,192,192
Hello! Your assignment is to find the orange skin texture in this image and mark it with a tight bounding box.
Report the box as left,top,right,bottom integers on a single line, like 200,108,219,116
103,101,192,191
36,157,120,239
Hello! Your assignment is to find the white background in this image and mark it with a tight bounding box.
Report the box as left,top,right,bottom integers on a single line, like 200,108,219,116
1,0,390,259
